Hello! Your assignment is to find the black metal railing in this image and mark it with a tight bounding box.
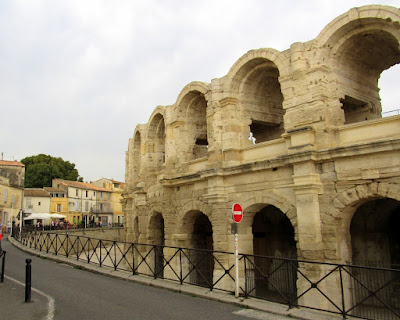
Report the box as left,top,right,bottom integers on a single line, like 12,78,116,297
18,230,400,320
242,254,400,320
0,250,6,283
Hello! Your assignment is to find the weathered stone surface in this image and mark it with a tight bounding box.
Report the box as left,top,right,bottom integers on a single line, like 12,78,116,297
122,5,400,304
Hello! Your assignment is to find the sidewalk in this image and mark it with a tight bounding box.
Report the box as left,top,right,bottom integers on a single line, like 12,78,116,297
0,240,51,320
6,236,342,320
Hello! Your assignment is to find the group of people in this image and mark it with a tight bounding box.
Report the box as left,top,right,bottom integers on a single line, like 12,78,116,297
50,219,71,230
34,219,72,230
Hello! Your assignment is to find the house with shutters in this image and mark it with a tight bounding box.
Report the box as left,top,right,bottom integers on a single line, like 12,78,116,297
0,160,25,232
53,179,112,226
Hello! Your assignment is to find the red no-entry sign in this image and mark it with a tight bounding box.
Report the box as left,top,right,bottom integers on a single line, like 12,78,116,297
232,203,243,223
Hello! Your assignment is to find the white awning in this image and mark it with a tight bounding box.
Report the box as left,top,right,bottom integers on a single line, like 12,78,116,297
24,213,52,220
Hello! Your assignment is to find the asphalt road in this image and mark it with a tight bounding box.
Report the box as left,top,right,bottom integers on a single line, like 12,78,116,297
0,238,290,320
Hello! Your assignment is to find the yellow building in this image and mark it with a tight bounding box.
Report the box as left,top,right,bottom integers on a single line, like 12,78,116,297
44,187,70,221
0,160,25,232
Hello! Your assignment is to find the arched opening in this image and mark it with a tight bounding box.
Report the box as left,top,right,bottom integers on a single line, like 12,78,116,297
147,114,166,183
251,205,297,302
183,211,214,287
379,64,400,117
149,212,165,278
133,131,141,184
351,198,400,267
239,59,284,144
350,198,400,317
336,30,400,124
187,93,208,160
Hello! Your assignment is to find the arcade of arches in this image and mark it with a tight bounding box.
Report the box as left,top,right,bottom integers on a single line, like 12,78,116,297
123,5,400,293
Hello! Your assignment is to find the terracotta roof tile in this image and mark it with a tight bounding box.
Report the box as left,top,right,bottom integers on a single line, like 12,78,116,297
54,179,109,192
43,187,66,193
24,188,50,197
0,160,25,167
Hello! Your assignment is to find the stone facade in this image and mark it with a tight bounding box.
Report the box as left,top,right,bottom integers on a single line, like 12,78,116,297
0,160,25,232
123,5,400,300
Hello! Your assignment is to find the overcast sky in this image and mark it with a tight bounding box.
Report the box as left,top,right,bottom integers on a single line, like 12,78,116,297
1,0,399,183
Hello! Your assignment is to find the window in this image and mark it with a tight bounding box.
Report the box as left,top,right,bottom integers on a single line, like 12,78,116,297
4,189,8,203
85,201,89,211
94,192,96,196
57,204,62,212
38,202,41,206
85,191,88,197
75,200,79,211
100,192,103,199
76,189,78,196
11,195,15,208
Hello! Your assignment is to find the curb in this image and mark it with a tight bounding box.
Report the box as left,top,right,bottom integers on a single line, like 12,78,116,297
8,236,342,320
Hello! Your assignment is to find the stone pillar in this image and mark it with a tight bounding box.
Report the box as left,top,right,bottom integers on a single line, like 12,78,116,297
219,97,251,166
292,160,336,310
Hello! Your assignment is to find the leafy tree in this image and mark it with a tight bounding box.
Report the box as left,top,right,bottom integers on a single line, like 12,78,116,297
21,154,83,188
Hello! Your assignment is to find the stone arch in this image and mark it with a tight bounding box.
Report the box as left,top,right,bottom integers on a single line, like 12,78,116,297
174,81,209,119
330,182,400,264
226,48,287,89
332,182,400,227
225,49,287,144
315,5,400,49
316,5,400,124
240,192,297,238
173,82,210,161
178,199,213,222
147,111,166,182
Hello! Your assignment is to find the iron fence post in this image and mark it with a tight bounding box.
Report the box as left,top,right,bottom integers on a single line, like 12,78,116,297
77,236,80,260
1,251,6,283
114,241,117,271
66,233,69,258
154,245,157,279
25,259,32,302
179,248,183,284
244,255,248,298
99,240,102,267
132,244,135,275
339,266,347,319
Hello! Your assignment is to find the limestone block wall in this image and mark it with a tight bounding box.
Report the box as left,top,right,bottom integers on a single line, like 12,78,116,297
123,4,400,275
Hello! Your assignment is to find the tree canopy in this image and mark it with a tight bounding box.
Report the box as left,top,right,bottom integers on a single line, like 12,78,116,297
21,154,83,188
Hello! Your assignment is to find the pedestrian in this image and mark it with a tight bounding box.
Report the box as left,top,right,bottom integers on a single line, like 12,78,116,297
0,232,3,255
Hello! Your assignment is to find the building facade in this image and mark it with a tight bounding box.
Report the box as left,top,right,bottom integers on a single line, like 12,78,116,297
44,187,69,219
123,4,400,301
24,189,51,216
0,160,25,232
91,178,125,225
53,179,111,225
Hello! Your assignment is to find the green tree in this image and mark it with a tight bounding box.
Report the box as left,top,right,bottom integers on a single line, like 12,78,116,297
21,154,83,188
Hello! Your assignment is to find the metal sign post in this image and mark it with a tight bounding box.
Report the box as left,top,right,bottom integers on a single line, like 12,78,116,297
234,233,239,297
232,203,243,298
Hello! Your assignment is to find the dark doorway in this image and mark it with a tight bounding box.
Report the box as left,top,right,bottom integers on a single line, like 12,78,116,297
151,213,165,278
189,212,214,287
250,205,297,302
350,198,400,318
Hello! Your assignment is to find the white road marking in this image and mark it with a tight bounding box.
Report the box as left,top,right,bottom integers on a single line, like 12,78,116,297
5,275,55,320
233,309,289,320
